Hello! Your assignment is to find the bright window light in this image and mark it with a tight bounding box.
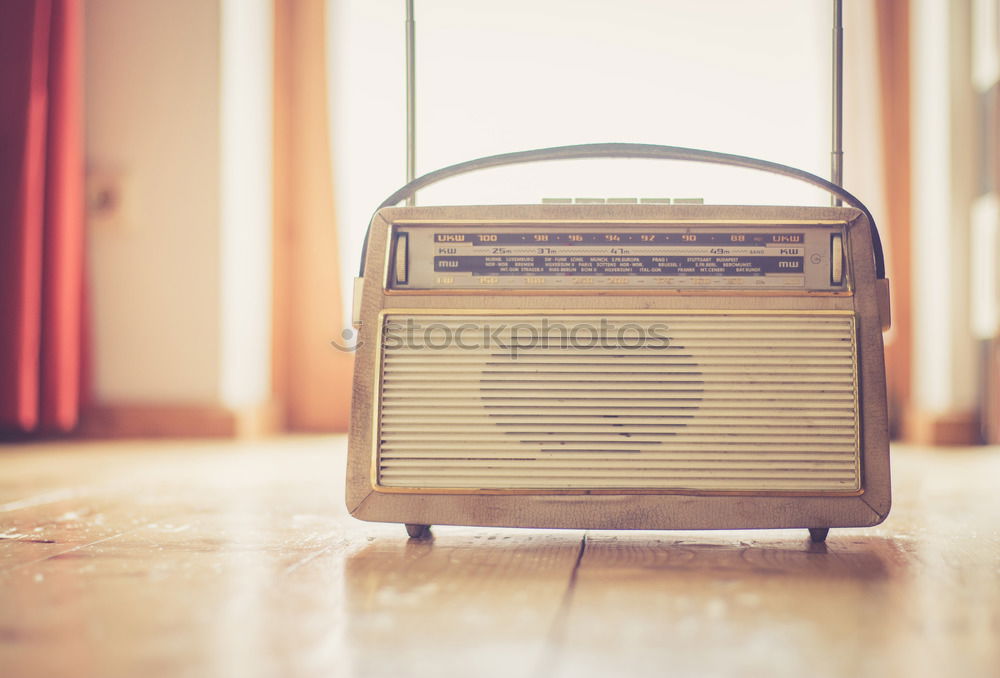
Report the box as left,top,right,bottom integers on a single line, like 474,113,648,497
329,0,831,320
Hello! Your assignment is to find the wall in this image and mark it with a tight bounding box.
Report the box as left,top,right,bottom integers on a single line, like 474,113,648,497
85,0,273,433
86,0,223,404
219,0,273,409
909,0,981,440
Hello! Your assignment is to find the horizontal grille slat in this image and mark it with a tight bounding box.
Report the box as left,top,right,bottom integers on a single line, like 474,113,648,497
381,388,855,399
383,410,853,419
381,460,857,470
384,373,852,383
380,424,854,434
381,365,852,375
379,452,855,461
376,478,858,490
384,357,855,366
382,395,855,405
376,313,860,492
380,470,858,480
381,441,858,452
381,434,855,443
384,347,853,356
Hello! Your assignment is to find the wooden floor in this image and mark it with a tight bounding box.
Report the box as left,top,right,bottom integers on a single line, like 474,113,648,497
0,436,998,678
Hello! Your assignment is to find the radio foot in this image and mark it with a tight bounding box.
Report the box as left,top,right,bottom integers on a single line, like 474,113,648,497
405,524,432,539
808,528,830,543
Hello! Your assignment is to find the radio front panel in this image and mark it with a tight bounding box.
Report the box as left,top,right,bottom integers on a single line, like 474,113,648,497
347,204,891,533
389,223,850,292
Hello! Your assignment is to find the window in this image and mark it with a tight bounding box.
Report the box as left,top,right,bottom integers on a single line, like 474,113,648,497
329,0,832,320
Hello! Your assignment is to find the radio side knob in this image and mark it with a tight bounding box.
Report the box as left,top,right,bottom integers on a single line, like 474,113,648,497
395,232,409,285
830,233,844,285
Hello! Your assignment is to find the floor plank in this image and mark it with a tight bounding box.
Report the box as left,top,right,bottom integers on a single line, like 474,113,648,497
0,436,998,677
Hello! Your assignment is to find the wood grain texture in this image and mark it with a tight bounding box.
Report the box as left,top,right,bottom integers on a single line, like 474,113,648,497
0,436,997,678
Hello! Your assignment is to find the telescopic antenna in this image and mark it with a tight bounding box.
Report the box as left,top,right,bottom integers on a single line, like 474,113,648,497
402,1,845,207
405,0,416,206
831,0,844,205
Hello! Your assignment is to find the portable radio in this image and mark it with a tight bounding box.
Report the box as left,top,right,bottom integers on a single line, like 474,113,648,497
346,143,892,542
345,3,889,542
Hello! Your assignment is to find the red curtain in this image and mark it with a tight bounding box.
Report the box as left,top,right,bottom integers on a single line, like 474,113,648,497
0,0,85,433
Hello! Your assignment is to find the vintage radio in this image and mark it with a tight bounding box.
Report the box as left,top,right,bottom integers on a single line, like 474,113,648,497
346,2,889,542
346,144,892,542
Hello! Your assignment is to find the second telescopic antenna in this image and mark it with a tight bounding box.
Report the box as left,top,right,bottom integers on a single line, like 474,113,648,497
831,0,844,205
405,0,416,206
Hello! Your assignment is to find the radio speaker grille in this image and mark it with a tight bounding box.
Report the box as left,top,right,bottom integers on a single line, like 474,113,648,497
375,313,860,492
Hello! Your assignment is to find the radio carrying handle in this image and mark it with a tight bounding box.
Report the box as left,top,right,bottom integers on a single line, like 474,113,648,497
360,142,886,280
